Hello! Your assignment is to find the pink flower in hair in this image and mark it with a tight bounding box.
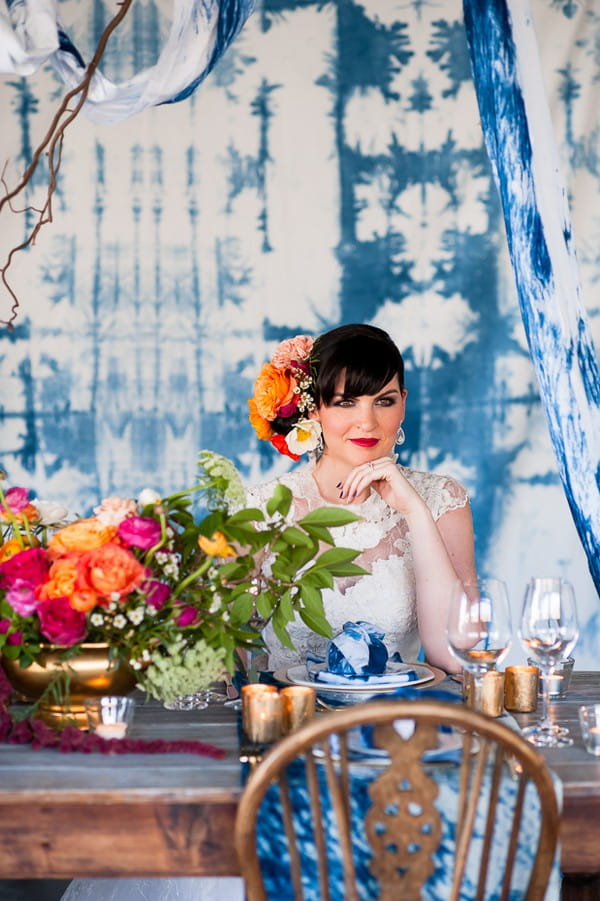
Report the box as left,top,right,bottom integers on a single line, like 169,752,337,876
271,335,313,370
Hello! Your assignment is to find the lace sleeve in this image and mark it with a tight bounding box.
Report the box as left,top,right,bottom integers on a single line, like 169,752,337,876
403,468,469,521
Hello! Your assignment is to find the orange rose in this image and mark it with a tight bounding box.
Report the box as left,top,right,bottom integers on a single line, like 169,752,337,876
0,536,37,563
48,518,117,557
0,503,40,524
248,398,275,440
37,556,99,612
198,531,236,558
252,362,297,421
77,542,146,598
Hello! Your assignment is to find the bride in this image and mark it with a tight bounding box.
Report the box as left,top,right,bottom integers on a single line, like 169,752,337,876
62,323,477,900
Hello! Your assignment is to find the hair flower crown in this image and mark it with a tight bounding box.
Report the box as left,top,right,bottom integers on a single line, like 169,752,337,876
248,335,321,459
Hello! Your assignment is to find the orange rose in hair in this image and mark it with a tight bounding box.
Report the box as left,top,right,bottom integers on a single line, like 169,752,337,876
77,542,146,598
253,362,297,421
48,518,117,557
0,537,37,563
248,398,275,440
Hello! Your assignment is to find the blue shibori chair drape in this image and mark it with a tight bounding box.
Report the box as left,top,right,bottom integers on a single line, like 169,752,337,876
463,0,600,594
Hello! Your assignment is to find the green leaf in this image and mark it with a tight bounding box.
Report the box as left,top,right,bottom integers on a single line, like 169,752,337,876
255,594,274,619
226,508,265,524
279,526,315,548
298,508,362,527
271,613,295,650
230,593,255,625
300,570,334,590
270,559,295,582
299,582,322,610
298,607,333,638
300,524,335,545
278,589,294,623
266,483,292,519
323,563,369,578
308,548,361,570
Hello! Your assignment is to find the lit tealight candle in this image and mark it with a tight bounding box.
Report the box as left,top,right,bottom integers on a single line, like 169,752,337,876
545,673,564,698
94,722,128,740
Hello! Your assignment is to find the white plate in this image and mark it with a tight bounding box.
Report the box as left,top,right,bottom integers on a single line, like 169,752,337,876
282,661,436,693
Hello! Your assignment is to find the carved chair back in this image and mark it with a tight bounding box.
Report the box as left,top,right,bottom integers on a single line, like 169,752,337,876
234,699,559,901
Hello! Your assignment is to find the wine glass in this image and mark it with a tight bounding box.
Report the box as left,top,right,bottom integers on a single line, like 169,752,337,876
447,578,512,711
519,577,578,747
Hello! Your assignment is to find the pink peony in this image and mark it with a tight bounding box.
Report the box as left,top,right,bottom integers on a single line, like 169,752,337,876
6,580,38,616
0,547,49,590
117,516,162,550
0,486,31,514
176,606,199,627
37,596,88,646
271,335,313,370
93,497,138,526
141,579,172,609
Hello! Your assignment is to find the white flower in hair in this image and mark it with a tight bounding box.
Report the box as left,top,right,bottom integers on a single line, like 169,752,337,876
285,419,322,456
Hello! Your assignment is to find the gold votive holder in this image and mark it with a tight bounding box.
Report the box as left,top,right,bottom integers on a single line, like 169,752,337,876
463,670,505,717
281,686,316,733
504,666,539,713
241,684,283,744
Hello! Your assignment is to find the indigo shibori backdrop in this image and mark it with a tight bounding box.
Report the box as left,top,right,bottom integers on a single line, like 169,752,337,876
0,0,598,665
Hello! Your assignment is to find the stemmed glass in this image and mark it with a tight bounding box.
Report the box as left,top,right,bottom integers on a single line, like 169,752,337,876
519,577,579,747
447,578,512,711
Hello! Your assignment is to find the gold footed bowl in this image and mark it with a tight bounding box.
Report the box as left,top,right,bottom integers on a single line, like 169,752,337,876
1,643,137,728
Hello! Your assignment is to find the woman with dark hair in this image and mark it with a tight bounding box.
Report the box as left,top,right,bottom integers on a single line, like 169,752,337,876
248,323,477,673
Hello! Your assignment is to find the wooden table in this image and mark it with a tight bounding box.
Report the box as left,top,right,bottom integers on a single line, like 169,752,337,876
0,672,599,885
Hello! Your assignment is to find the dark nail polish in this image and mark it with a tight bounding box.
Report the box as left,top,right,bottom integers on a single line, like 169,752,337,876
336,482,342,488
338,491,344,498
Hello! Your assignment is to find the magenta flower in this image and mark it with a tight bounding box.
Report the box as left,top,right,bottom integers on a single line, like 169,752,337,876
37,596,88,646
7,631,23,646
0,619,10,634
0,486,31,515
141,579,172,610
176,606,199,627
117,516,162,550
6,580,38,617
0,547,49,591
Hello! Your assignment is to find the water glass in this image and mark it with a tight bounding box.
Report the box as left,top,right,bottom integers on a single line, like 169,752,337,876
579,705,600,757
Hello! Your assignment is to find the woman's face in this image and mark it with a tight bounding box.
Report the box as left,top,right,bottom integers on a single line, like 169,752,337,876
311,374,407,467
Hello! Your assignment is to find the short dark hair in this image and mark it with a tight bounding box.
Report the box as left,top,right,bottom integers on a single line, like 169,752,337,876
311,324,405,406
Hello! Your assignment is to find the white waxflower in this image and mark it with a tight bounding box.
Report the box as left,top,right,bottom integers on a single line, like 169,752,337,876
285,419,322,455
138,488,161,508
130,660,143,670
128,607,145,625
90,613,104,627
113,614,128,629
108,601,118,612
110,592,121,602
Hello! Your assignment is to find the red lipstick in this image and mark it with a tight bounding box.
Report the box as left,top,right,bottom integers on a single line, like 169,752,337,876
349,438,378,448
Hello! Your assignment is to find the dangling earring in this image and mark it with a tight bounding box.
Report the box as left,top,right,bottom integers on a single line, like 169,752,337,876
395,425,405,446
315,428,324,459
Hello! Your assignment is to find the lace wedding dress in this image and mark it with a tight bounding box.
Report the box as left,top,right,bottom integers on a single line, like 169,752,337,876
60,462,466,901
247,461,469,671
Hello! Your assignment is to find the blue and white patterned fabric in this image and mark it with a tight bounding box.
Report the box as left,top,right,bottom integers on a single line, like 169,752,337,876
463,0,600,594
254,718,562,900
326,621,389,677
0,0,255,123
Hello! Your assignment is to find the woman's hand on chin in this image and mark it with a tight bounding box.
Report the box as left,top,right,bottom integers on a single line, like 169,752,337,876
338,456,423,514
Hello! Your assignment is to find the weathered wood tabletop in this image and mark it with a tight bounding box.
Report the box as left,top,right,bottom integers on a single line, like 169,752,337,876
0,671,598,880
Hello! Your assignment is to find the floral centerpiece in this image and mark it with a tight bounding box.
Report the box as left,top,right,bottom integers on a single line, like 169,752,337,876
0,453,364,708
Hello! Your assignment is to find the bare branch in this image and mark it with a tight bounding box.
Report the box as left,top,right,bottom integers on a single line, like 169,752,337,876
1,0,135,330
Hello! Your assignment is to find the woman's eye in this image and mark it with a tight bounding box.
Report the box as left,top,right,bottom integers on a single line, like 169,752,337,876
333,399,354,407
376,397,395,406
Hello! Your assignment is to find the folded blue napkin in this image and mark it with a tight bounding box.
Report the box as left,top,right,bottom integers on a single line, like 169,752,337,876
326,621,389,676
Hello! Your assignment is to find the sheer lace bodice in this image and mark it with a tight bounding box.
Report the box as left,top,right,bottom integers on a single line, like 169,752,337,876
246,462,469,671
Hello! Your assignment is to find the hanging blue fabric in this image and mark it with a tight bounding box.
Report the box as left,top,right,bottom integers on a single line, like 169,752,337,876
462,0,600,593
0,0,255,124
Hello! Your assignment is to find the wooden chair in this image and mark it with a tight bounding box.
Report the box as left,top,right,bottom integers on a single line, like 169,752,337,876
234,699,560,901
